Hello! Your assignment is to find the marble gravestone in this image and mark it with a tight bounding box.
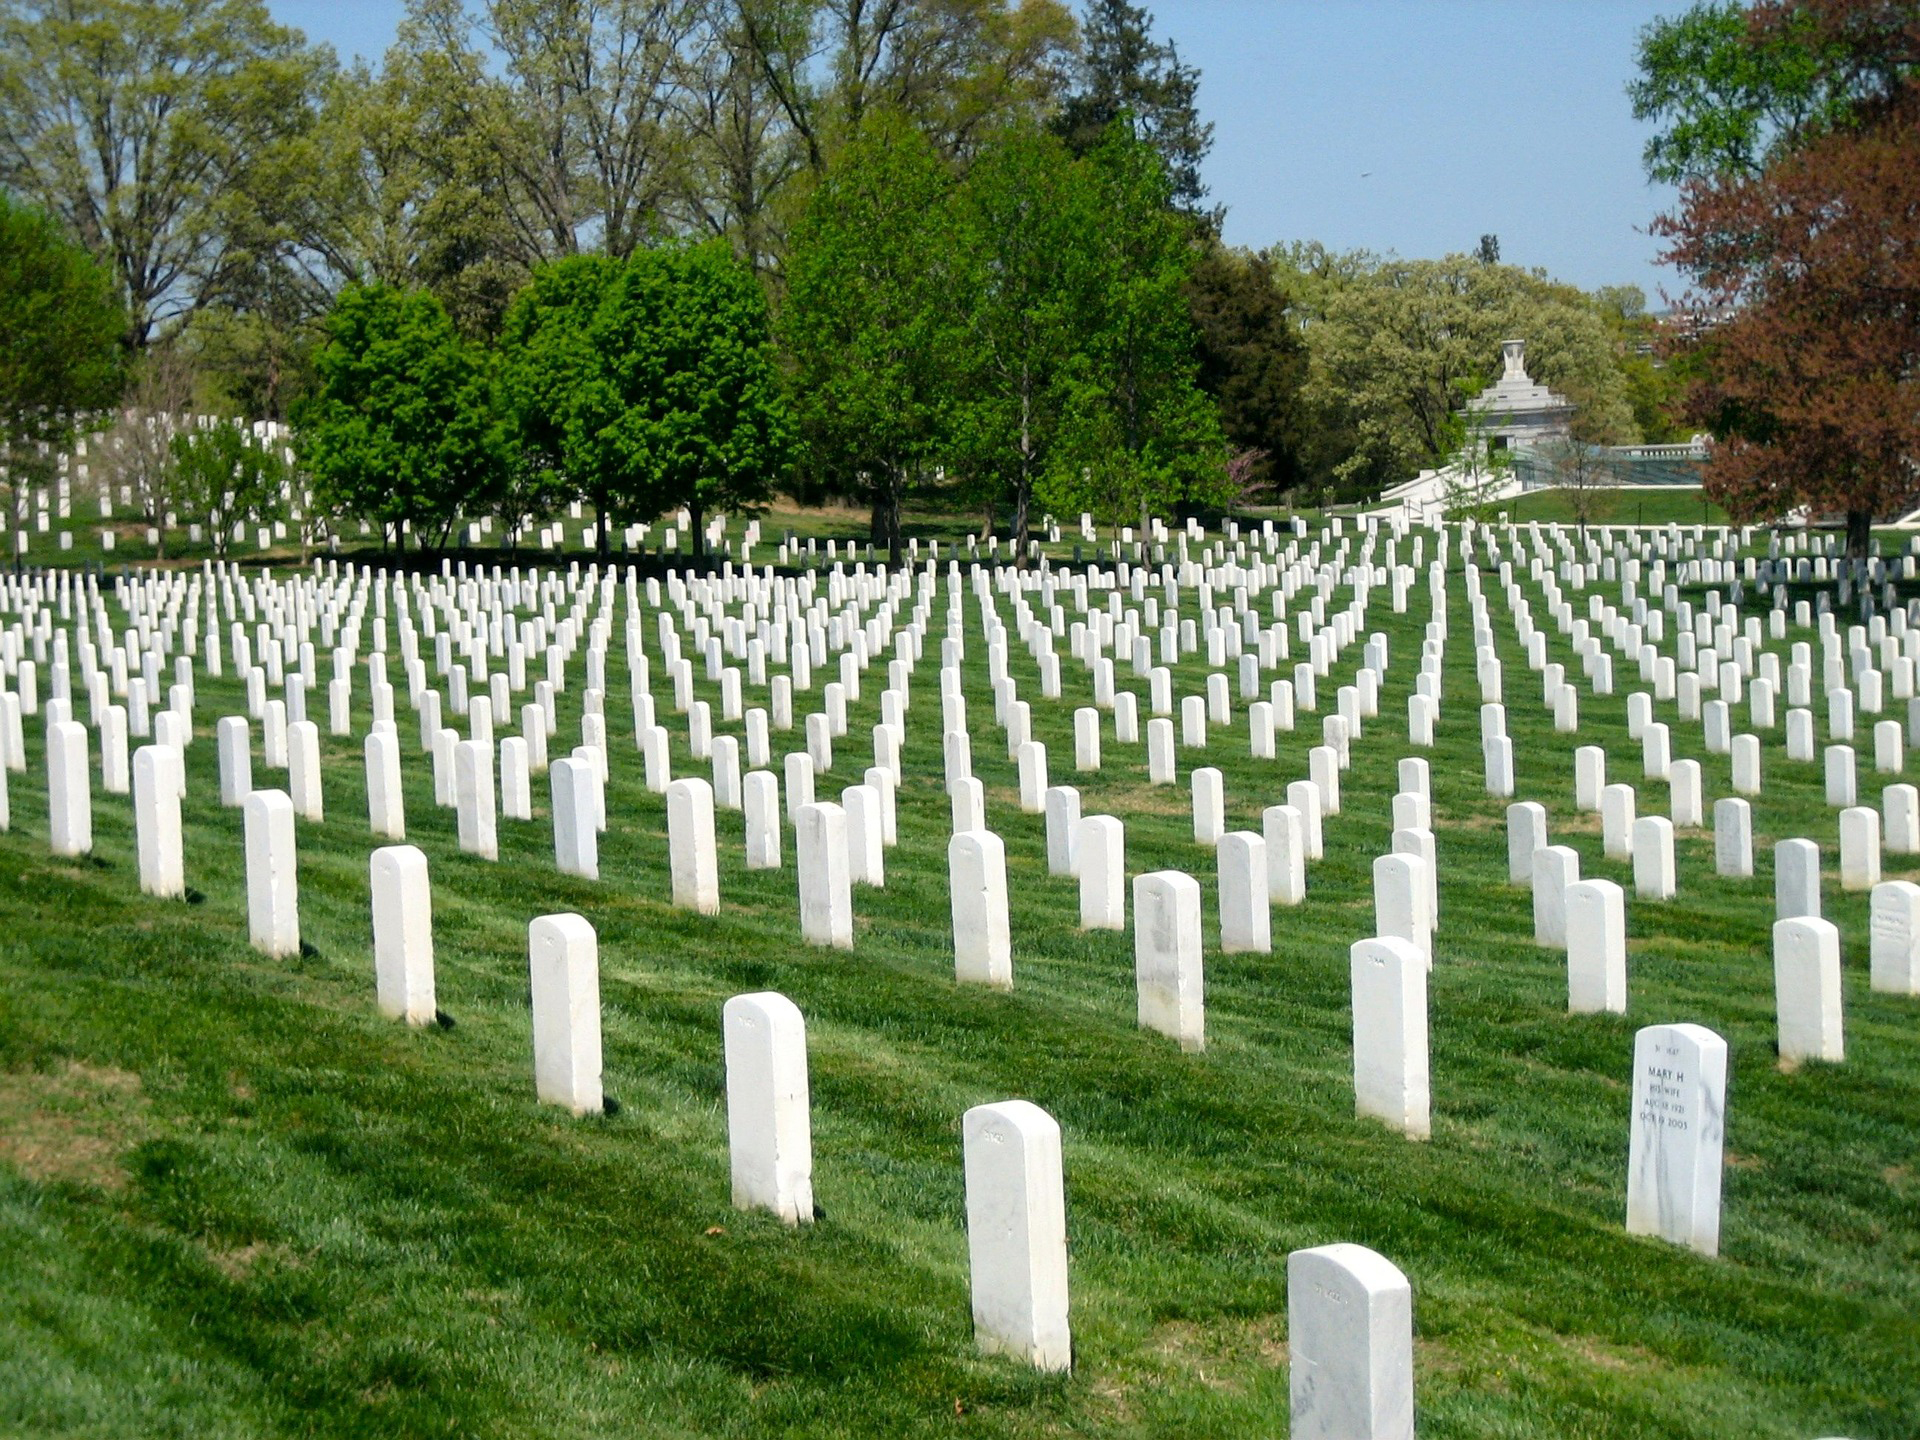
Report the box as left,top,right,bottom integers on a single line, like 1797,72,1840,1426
1626,1022,1728,1257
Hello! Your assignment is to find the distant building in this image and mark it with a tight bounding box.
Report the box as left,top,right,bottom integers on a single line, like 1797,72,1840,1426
1466,340,1574,452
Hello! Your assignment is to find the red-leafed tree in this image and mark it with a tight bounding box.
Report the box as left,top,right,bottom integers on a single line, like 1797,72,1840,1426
1649,0,1920,558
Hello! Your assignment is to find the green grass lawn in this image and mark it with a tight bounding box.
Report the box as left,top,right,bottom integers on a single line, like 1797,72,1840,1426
1499,488,1732,528
0,531,1916,1438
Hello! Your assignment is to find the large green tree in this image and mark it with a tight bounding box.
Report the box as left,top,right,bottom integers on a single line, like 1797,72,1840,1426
498,255,624,550
297,284,507,553
0,195,126,533
947,124,1096,552
595,241,792,556
783,119,956,564
1185,243,1310,501
1044,125,1225,531
0,0,328,351
1646,0,1920,557
1627,0,1912,183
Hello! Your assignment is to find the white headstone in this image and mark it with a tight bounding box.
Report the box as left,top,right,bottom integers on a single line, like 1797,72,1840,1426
1775,837,1821,920
1869,879,1920,995
1350,936,1429,1140
724,991,813,1225
795,801,853,948
1773,916,1844,1063
1565,878,1627,1013
528,912,603,1114
1286,1243,1414,1440
132,744,184,898
667,777,721,913
1134,871,1205,1050
47,720,91,857
950,829,1013,989
371,844,436,1024
962,1100,1070,1372
1076,814,1125,930
1626,1022,1727,1256
1217,831,1270,954
243,788,299,956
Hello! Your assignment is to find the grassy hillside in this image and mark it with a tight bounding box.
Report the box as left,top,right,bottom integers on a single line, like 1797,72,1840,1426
1498,488,1731,528
0,535,1916,1438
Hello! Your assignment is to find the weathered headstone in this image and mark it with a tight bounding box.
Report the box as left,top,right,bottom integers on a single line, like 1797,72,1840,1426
962,1100,1070,1373
1626,1022,1727,1256
1134,870,1205,1050
1869,879,1920,995
1286,1243,1415,1440
723,991,813,1225
1775,837,1821,920
371,844,436,1024
528,912,603,1115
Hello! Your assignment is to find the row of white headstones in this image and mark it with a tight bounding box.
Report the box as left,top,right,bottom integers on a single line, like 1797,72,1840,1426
1,535,1439,1432
0,517,1906,1438
1463,519,1920,1307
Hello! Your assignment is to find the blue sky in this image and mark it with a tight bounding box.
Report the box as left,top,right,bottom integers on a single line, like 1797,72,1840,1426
266,0,1692,300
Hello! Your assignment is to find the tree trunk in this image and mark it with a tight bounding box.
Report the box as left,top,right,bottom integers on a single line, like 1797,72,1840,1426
1846,506,1872,565
886,469,904,569
1012,385,1033,565
689,496,706,560
597,494,610,563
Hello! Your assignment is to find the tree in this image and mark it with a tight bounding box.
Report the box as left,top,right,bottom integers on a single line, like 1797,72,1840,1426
1540,436,1621,531
95,344,199,558
594,240,793,555
1185,243,1309,502
396,0,700,270
1045,125,1225,530
168,418,289,558
1627,0,1908,183
0,0,329,351
498,255,624,550
297,284,507,553
1656,54,1920,557
1593,284,1689,444
1053,0,1213,219
947,124,1096,553
733,0,1076,178
783,118,956,564
1643,1,1920,558
669,2,811,276
0,194,125,534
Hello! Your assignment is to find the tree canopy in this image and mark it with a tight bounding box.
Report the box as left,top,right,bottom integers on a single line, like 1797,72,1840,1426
1651,0,1920,554
0,193,126,477
297,283,507,552
1284,252,1636,499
